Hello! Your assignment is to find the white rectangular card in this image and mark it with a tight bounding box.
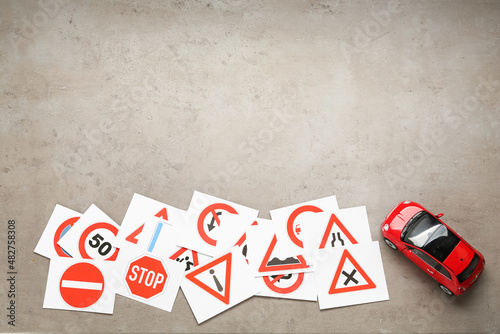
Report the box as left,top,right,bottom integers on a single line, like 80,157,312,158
43,258,116,314
181,247,260,324
314,241,389,309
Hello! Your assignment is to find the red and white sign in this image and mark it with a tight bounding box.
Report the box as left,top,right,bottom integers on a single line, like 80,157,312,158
197,203,238,246
185,252,232,304
263,273,304,294
319,213,358,248
270,195,340,255
60,262,105,308
328,249,376,294
125,255,168,300
246,219,312,277
299,206,373,258
258,235,310,273
78,222,119,261
315,242,389,310
257,271,317,301
43,258,115,314
181,247,259,324
34,204,81,259
177,191,259,257
57,204,120,260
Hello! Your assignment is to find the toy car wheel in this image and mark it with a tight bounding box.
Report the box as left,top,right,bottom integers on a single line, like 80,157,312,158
384,238,398,250
439,284,454,296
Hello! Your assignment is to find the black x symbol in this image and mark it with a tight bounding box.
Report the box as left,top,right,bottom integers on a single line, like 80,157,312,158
342,269,359,285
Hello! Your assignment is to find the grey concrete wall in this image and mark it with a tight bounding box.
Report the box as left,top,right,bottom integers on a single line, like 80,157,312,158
1,0,499,333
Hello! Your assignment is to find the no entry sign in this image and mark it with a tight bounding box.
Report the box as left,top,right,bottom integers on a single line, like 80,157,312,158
59,262,105,308
125,255,168,299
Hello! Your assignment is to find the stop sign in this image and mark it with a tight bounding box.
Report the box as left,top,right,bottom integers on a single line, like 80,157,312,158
125,255,168,299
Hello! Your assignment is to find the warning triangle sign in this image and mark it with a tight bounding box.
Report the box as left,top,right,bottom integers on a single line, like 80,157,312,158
186,252,232,304
329,249,376,294
258,235,309,273
319,213,357,249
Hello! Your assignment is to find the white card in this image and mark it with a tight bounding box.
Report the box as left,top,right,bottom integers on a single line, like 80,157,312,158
58,204,120,261
43,258,116,314
246,219,313,277
257,272,317,301
113,193,174,249
34,204,81,259
314,241,389,309
177,191,259,257
270,195,340,256
113,248,185,312
181,247,260,324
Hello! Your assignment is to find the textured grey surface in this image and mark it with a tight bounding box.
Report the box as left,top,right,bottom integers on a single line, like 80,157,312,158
1,0,499,333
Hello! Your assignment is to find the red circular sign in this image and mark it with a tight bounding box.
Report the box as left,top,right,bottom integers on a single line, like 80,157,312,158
54,217,79,257
286,205,323,248
197,203,238,246
125,255,168,299
78,222,119,261
263,272,305,294
59,262,105,308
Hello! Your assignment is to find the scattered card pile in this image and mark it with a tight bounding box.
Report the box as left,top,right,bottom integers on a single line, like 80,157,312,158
35,191,389,323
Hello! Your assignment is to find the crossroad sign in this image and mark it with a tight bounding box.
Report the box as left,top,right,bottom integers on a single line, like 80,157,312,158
329,249,376,294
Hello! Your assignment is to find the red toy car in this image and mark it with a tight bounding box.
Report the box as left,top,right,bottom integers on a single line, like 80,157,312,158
381,201,485,296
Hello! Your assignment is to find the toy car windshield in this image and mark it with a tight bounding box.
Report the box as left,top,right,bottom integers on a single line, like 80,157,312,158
401,211,460,262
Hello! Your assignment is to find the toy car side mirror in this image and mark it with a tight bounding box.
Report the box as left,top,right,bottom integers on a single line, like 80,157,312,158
436,213,444,218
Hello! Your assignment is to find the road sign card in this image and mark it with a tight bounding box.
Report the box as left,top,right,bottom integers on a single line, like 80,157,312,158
181,247,260,324
113,248,185,312
246,219,313,277
270,195,340,256
314,241,389,309
257,272,317,301
43,258,116,314
177,191,259,257
34,204,81,259
300,206,373,258
114,193,182,249
58,204,120,261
